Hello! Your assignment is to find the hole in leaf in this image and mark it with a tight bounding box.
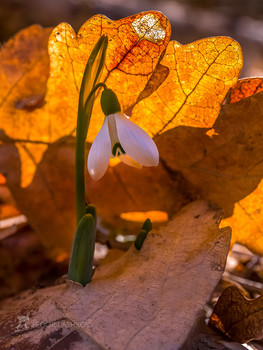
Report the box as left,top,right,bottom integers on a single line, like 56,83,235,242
120,211,168,223
131,14,166,43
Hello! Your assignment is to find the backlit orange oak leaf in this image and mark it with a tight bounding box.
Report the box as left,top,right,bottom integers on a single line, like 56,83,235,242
0,25,52,188
48,11,170,143
229,77,263,103
0,11,171,187
156,90,263,256
131,37,243,136
86,90,263,256
220,79,263,253
0,14,245,256
221,179,263,255
84,34,243,235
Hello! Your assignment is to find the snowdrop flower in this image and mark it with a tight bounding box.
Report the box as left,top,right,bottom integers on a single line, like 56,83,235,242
88,88,159,181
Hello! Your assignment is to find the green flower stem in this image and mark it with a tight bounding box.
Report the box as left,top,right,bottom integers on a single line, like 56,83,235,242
75,82,107,224
71,36,108,285
75,127,87,224
75,36,108,225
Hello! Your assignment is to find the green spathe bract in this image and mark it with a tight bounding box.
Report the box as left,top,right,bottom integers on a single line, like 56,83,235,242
100,88,121,115
68,212,96,286
85,203,97,221
134,229,148,251
142,218,152,233
134,218,152,250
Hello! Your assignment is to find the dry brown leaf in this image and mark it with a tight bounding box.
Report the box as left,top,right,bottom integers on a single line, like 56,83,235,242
0,201,231,350
183,317,246,350
209,286,263,343
0,226,68,300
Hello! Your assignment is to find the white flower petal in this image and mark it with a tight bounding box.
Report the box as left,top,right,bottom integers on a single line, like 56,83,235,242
87,118,111,180
115,113,159,167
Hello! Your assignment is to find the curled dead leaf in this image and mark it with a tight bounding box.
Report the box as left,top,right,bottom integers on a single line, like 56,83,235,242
209,286,263,343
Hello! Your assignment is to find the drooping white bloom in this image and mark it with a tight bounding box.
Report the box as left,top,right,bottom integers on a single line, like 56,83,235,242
88,112,159,181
